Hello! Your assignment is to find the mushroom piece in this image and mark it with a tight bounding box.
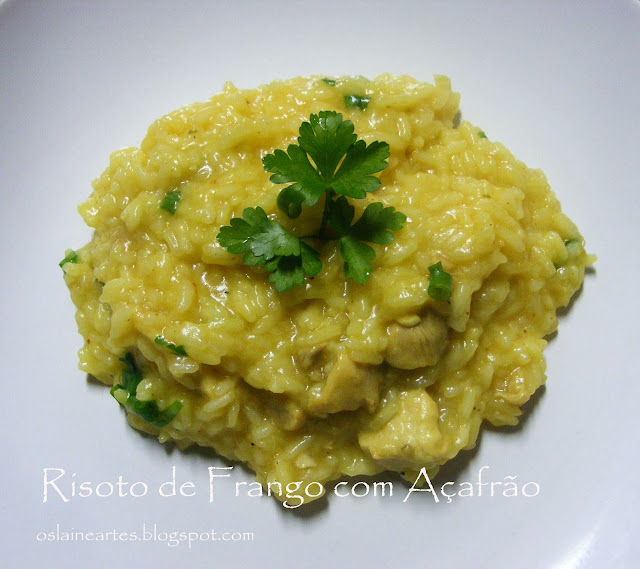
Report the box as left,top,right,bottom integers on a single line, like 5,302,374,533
307,351,381,415
384,311,449,370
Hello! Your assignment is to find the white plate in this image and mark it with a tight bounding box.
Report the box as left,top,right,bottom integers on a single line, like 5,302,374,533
2,1,639,568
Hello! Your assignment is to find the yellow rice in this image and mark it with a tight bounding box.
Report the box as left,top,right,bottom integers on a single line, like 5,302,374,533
62,74,592,502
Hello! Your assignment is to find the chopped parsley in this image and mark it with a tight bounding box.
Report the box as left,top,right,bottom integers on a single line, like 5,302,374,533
160,189,181,215
59,250,78,270
478,130,487,139
427,261,452,302
564,238,582,252
344,94,371,110
322,77,336,86
154,335,187,357
555,238,583,269
217,111,405,290
110,353,182,428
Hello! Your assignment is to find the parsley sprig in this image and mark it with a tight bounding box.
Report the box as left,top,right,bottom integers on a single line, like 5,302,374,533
217,111,406,290
216,206,322,292
110,353,182,428
263,111,390,215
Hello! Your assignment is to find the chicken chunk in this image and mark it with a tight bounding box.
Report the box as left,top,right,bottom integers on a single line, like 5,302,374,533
307,351,381,415
297,344,329,383
358,389,444,470
265,396,306,431
384,311,449,370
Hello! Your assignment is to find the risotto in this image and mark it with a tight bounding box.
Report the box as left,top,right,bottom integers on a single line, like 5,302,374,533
61,74,592,503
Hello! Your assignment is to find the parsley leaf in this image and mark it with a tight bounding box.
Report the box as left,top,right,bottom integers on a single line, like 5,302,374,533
110,353,182,428
339,235,376,284
265,147,327,216
264,242,322,292
218,206,305,260
478,130,487,139
327,195,355,236
117,352,142,392
344,94,371,110
327,197,406,283
154,335,187,357
217,206,321,292
322,77,336,86
427,262,452,302
330,139,389,199
350,202,407,244
160,189,181,214
298,111,358,182
263,111,389,216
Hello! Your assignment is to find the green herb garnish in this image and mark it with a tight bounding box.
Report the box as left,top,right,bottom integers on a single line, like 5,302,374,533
478,130,487,139
217,206,322,292
160,189,181,215
344,94,371,110
59,250,78,270
322,78,336,86
217,111,406,290
427,261,452,302
264,110,389,213
154,335,187,357
110,353,182,428
58,251,78,273
330,198,406,283
564,238,582,251
555,238,582,269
